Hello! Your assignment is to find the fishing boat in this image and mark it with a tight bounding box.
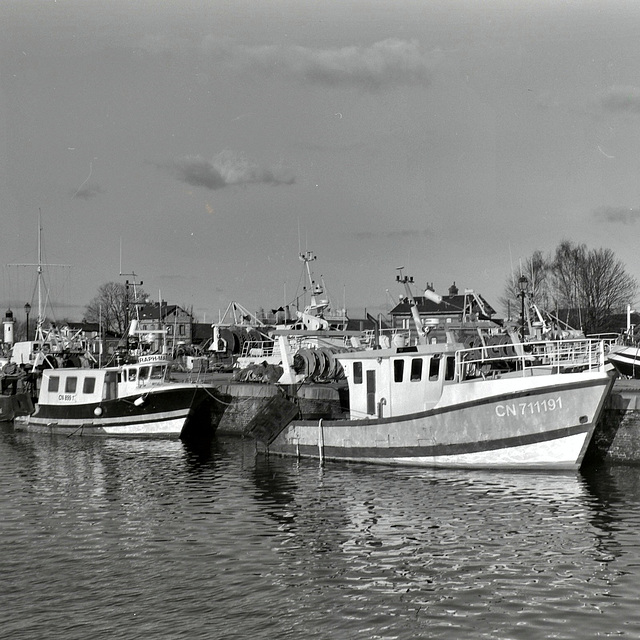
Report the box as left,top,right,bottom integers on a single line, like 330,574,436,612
15,355,228,438
253,273,615,470
606,341,640,378
599,305,640,378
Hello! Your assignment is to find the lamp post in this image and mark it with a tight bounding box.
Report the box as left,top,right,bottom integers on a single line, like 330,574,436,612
24,302,31,341
517,275,528,341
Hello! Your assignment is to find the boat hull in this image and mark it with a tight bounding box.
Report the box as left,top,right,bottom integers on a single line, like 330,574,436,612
266,372,614,470
607,345,640,378
15,385,225,438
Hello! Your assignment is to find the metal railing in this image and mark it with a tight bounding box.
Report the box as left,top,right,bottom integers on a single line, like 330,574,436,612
455,338,606,380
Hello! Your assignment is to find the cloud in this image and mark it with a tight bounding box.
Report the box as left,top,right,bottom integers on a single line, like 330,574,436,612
593,205,640,224
599,86,640,113
166,151,295,190
202,37,433,91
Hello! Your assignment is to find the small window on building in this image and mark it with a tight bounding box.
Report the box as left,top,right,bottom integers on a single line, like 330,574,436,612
48,376,59,393
65,377,77,394
429,355,441,381
353,362,363,384
394,359,404,382
410,358,422,381
83,377,96,394
445,356,455,381
179,324,185,336
167,325,173,335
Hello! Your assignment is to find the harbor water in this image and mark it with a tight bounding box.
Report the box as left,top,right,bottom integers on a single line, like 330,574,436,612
2,425,640,639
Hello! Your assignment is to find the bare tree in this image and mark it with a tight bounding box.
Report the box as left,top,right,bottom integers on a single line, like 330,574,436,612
549,241,587,312
500,250,551,318
84,282,147,336
580,247,637,332
503,241,637,333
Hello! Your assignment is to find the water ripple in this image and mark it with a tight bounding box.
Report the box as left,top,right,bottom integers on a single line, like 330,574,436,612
2,427,640,638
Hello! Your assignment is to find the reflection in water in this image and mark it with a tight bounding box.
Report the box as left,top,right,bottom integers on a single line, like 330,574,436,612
3,428,640,639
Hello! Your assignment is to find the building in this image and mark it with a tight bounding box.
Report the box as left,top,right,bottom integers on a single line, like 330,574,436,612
389,282,498,331
136,302,194,353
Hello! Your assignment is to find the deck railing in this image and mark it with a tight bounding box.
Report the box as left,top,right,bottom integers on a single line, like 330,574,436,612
455,338,606,380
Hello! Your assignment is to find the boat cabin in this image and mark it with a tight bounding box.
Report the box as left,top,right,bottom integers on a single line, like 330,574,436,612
38,358,172,406
337,343,459,420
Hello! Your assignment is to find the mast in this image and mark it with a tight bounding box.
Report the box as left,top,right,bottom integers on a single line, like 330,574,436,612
396,268,427,345
8,209,71,343
36,208,44,340
299,250,328,315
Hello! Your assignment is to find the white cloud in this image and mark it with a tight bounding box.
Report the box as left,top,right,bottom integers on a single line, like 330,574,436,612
201,37,434,91
167,151,295,190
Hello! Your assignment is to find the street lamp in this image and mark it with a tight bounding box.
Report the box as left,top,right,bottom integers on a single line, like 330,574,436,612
517,275,528,341
24,302,31,341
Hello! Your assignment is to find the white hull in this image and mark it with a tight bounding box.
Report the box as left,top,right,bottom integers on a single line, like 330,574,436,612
267,369,613,470
327,432,591,469
22,408,191,436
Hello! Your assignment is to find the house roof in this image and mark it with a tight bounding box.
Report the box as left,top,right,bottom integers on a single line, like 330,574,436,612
137,303,185,320
390,293,496,318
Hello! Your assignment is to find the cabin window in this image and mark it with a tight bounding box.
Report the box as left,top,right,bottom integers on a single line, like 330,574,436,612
429,355,441,381
83,377,96,394
139,366,150,380
410,358,423,381
65,377,77,394
150,365,164,380
445,356,455,381
394,359,404,382
353,362,363,384
48,376,59,393
128,369,137,381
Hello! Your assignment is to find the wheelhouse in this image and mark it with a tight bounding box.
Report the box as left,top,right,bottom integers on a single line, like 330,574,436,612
338,344,459,419
38,360,172,406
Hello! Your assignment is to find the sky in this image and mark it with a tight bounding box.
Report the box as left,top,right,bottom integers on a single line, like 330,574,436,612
3,0,640,325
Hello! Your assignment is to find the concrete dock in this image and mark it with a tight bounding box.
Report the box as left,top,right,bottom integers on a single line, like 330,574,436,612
586,378,640,465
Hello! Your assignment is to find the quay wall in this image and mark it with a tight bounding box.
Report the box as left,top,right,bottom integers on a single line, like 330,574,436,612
587,379,640,465
215,382,346,436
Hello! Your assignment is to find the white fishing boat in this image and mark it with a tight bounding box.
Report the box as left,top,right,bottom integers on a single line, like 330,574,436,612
15,355,227,438
607,343,640,378
254,274,615,470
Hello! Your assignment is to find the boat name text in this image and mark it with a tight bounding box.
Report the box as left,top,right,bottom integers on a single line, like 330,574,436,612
495,397,563,418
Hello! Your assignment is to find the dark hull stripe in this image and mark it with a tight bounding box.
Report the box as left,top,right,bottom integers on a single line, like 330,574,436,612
273,423,591,460
29,387,225,421
291,375,608,428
